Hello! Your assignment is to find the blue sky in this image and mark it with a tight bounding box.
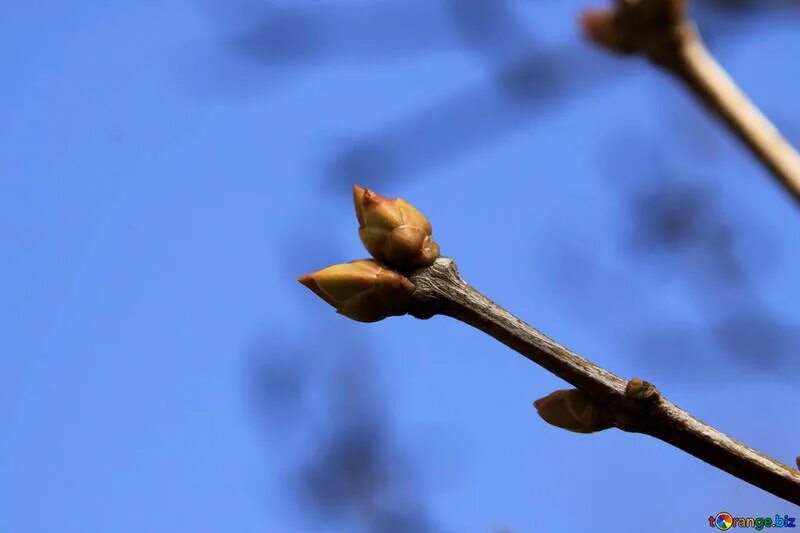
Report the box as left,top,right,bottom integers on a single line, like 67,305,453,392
1,1,799,532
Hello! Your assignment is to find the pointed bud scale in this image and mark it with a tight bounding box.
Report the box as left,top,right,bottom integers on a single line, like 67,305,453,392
353,185,440,270
533,389,614,434
298,259,415,323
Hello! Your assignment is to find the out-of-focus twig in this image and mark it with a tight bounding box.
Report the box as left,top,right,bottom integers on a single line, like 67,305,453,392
581,0,800,207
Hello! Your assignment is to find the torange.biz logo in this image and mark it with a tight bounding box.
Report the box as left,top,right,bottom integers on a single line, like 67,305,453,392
709,512,796,530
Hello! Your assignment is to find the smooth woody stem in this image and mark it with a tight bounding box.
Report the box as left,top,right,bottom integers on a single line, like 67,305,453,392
670,24,800,206
409,258,800,505
581,0,800,208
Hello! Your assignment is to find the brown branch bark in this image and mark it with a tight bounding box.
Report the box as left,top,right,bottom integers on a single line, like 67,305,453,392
408,257,800,505
581,0,800,207
673,24,800,205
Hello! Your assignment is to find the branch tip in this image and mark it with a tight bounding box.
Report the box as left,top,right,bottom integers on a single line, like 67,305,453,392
353,184,440,271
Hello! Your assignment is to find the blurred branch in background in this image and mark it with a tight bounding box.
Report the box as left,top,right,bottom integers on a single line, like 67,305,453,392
605,138,799,365
327,44,621,191
189,0,799,189
246,330,440,532
540,142,800,377
582,0,800,205
240,222,442,531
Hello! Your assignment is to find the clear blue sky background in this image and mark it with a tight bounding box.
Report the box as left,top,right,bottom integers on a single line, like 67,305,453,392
1,1,799,532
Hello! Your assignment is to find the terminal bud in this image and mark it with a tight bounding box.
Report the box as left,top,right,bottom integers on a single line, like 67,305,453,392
353,185,440,270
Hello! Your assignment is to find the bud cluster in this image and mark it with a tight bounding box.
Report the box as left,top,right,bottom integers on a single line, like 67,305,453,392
298,185,440,322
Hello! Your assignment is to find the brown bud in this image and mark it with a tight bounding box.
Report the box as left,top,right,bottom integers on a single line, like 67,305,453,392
298,259,415,322
533,389,614,434
353,185,440,270
796,456,799,470
625,378,659,401
580,0,688,60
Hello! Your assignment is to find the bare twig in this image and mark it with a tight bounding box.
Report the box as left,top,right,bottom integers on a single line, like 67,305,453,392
408,257,800,505
581,0,800,207
299,187,800,503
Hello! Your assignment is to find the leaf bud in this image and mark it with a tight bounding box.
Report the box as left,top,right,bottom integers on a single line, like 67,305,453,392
533,388,614,434
625,378,659,402
298,259,415,323
353,185,440,270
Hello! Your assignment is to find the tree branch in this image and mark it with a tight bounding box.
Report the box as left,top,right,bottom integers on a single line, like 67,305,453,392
673,24,800,205
582,0,800,207
409,257,800,505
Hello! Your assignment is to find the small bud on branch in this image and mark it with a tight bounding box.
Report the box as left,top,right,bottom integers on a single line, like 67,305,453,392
407,257,800,504
625,378,659,402
534,389,614,434
353,185,440,271
298,259,415,322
